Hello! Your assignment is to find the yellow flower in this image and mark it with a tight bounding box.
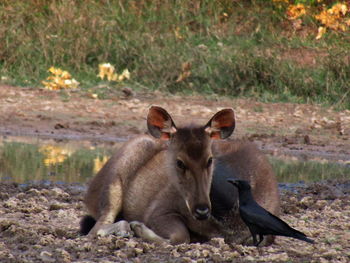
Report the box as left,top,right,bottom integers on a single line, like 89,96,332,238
287,4,306,20
98,63,130,82
61,71,71,79
345,18,350,26
98,63,119,81
49,66,62,76
118,69,131,81
315,3,349,31
42,67,79,90
328,3,347,16
316,26,326,40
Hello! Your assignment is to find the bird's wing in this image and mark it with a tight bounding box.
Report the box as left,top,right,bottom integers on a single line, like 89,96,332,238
240,203,305,236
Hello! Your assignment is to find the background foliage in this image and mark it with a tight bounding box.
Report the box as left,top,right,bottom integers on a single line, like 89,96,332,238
0,0,349,109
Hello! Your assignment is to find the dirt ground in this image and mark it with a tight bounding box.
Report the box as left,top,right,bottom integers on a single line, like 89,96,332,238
0,85,350,262
0,85,349,162
0,180,349,263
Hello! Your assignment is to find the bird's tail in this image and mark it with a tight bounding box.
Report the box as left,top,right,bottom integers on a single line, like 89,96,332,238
290,229,315,244
80,215,96,235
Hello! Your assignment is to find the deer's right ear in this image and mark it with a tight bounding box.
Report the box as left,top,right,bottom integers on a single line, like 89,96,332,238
147,106,177,140
205,108,235,139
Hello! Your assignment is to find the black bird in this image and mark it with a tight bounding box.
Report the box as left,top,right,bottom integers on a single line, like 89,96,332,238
227,179,315,246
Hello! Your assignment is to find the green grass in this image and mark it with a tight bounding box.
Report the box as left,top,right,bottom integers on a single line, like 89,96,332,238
0,0,349,109
270,157,350,183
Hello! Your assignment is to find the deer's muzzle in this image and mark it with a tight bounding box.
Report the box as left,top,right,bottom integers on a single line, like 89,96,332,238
194,204,210,220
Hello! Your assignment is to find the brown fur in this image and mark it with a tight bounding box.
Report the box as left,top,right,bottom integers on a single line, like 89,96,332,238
212,139,280,245
82,106,280,245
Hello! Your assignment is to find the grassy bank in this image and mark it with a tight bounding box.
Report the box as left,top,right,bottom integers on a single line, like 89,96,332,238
0,0,349,109
270,157,350,183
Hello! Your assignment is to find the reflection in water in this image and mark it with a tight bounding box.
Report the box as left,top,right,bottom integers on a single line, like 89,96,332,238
0,136,118,184
0,136,349,184
93,155,109,174
39,145,73,166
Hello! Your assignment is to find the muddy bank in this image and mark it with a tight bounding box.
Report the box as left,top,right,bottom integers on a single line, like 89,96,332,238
0,180,349,262
0,86,349,163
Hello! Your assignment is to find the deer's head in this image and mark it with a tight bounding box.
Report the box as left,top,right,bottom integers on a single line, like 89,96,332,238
147,106,235,220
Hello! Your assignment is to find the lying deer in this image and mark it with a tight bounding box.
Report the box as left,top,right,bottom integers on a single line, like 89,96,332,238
81,106,280,245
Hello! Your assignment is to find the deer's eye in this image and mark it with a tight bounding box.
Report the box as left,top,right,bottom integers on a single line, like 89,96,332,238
207,157,213,168
176,159,186,170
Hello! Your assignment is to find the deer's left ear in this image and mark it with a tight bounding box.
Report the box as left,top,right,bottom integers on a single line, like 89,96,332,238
205,108,235,139
147,106,177,140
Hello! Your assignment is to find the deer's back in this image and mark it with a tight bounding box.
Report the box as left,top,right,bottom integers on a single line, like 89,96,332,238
211,140,280,218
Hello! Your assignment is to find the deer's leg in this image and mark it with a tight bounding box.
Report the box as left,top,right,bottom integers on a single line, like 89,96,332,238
146,215,191,245
96,220,132,237
130,221,168,244
88,178,123,237
87,136,166,237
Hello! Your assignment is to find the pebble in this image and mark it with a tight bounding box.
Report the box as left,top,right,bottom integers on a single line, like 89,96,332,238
39,251,55,262
56,248,71,263
300,196,314,208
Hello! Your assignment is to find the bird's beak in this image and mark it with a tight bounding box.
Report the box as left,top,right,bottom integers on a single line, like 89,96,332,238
227,178,238,187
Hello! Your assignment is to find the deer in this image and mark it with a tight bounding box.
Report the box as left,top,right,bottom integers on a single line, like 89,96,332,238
81,106,280,246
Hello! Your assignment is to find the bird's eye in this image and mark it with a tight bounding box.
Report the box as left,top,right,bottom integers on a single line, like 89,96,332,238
207,157,213,168
176,159,186,170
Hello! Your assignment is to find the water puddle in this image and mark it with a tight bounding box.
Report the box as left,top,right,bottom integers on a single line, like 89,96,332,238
0,136,120,184
0,135,349,184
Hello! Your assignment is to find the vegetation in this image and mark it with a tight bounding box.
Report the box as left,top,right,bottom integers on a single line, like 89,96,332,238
0,0,349,109
270,157,350,183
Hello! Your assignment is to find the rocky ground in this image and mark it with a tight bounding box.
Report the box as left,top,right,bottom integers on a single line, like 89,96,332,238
0,180,349,263
0,85,349,262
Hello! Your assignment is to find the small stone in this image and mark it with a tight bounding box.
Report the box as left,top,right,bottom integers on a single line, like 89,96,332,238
181,257,193,263
209,237,225,247
230,251,240,258
125,240,138,248
39,251,55,262
211,253,223,263
265,252,290,262
300,196,314,208
3,198,17,208
134,248,143,255
55,248,71,263
171,250,181,258
49,202,66,210
113,251,127,259
186,249,201,258
322,249,338,258
318,257,329,263
244,255,256,261
202,249,210,257
315,200,328,210
28,188,41,196
115,239,126,249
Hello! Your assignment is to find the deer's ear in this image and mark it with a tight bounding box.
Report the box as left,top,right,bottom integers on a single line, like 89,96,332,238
147,106,177,140
205,108,235,139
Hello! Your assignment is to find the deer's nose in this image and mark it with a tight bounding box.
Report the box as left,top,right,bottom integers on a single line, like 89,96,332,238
194,205,210,220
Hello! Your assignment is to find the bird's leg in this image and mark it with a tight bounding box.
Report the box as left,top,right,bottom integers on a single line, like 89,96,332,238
256,234,264,247
252,234,258,246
